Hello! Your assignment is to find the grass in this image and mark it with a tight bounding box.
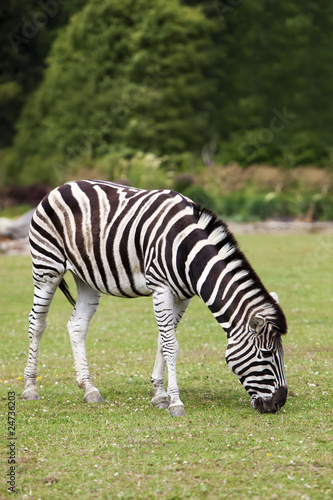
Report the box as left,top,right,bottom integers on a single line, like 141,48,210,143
0,234,332,499
0,205,32,218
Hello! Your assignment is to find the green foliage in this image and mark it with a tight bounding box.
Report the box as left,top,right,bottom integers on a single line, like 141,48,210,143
1,0,333,185
0,204,31,218
212,0,333,167
0,0,85,149
8,0,221,184
182,185,217,211
1,235,332,498
180,188,333,222
218,130,332,169
97,151,173,190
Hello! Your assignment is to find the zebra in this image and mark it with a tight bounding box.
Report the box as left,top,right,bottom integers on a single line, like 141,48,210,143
23,180,288,416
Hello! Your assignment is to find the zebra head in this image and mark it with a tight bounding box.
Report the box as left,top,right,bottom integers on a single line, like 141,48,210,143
225,293,287,414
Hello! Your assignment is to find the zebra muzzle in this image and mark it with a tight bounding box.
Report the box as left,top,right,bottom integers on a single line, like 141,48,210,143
251,386,288,414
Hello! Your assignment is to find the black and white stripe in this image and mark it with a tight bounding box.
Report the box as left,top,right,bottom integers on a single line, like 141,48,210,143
23,180,288,415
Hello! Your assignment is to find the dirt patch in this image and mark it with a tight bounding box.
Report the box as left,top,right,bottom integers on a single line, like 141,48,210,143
290,167,332,193
228,219,333,235
199,164,333,194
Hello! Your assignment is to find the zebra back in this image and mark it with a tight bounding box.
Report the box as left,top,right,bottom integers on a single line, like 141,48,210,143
30,179,287,338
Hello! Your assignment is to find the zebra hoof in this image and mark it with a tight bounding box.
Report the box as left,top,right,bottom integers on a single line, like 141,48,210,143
151,396,170,409
84,389,103,403
168,405,186,417
22,387,40,401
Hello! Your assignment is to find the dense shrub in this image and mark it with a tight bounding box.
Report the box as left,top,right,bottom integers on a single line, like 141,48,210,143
180,189,333,222
182,185,217,211
8,0,221,185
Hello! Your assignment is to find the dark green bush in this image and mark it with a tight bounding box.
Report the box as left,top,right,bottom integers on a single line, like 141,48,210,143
190,190,333,222
182,185,217,211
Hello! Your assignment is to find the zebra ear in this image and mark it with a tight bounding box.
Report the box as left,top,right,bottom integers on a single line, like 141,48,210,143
270,291,279,304
249,314,265,333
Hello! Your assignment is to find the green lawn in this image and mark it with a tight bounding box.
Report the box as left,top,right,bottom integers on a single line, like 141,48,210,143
1,234,332,499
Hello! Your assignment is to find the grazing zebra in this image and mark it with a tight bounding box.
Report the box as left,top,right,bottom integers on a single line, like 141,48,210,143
23,180,288,416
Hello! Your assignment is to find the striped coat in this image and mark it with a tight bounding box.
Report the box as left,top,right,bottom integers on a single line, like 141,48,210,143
23,180,288,415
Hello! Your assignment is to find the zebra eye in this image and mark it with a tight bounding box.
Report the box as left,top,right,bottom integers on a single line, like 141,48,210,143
261,349,273,358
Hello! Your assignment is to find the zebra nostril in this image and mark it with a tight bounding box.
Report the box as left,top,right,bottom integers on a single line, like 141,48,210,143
251,396,264,413
269,396,284,414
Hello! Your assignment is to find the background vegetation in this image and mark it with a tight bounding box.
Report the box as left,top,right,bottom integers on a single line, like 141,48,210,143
1,234,332,498
1,1,333,197
0,0,332,225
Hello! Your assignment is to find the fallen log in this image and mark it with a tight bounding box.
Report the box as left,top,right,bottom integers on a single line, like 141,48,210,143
0,209,35,240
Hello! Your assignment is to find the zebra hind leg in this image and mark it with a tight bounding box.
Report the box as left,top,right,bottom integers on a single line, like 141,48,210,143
67,275,103,403
23,273,62,401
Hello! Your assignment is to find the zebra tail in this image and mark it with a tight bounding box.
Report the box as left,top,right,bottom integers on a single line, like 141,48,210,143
59,278,76,307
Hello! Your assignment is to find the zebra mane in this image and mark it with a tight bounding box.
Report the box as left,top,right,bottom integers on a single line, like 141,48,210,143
194,205,288,336
195,205,230,245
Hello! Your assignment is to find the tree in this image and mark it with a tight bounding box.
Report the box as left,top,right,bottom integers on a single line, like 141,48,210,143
0,0,84,149
212,0,333,166
9,0,223,184
182,0,333,167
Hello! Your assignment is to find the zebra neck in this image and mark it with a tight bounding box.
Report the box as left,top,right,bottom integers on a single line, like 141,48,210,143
184,207,286,339
191,247,270,338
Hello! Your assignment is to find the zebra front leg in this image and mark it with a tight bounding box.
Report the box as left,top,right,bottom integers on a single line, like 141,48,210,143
152,288,186,417
151,298,191,411
68,276,103,403
151,334,169,409
165,340,186,417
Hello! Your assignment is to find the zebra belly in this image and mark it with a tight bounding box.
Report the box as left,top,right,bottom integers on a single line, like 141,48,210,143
66,260,152,298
